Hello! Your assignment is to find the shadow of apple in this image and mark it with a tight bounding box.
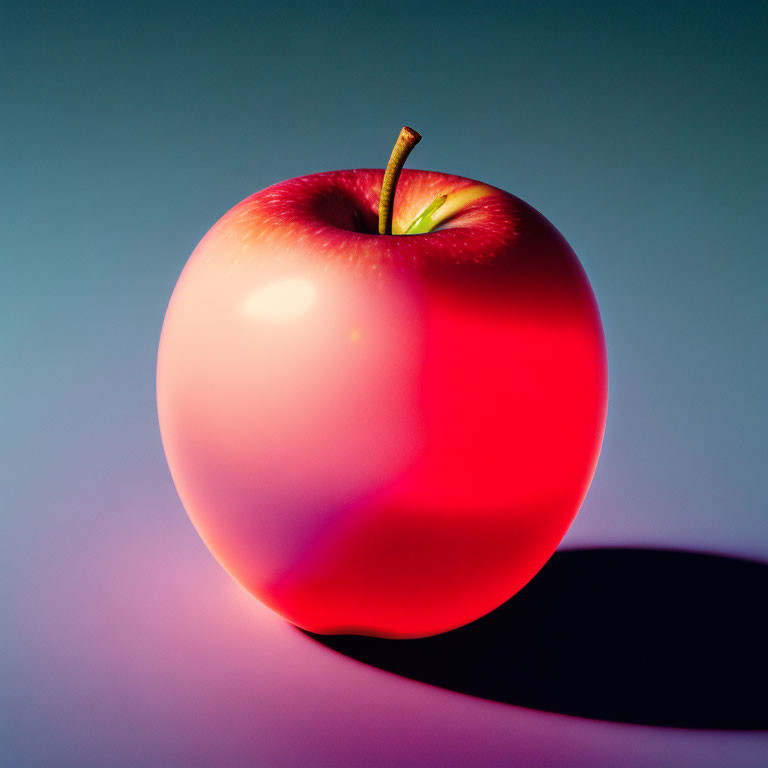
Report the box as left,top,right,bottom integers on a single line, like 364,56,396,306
302,547,768,730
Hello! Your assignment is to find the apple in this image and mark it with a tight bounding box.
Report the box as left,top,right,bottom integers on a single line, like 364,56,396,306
157,128,607,639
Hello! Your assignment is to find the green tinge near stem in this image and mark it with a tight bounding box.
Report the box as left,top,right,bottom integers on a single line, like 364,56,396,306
404,195,448,234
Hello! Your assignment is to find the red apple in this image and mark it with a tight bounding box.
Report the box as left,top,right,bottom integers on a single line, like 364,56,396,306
157,130,607,639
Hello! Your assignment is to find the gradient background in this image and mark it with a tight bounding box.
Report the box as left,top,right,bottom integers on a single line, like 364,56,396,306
2,1,767,765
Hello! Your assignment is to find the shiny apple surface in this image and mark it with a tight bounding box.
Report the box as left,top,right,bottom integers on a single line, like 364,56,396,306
157,169,607,638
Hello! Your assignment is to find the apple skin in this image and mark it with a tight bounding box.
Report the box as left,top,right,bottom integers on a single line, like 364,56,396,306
157,168,607,639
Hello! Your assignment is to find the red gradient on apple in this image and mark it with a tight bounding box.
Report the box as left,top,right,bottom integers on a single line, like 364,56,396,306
157,168,607,638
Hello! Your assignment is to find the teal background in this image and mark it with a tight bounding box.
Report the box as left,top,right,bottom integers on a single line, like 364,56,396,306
3,2,767,766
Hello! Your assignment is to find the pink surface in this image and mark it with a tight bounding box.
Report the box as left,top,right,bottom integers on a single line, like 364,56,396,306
9,508,766,768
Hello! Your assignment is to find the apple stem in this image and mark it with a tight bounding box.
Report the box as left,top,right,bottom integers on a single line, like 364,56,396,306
378,126,422,235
